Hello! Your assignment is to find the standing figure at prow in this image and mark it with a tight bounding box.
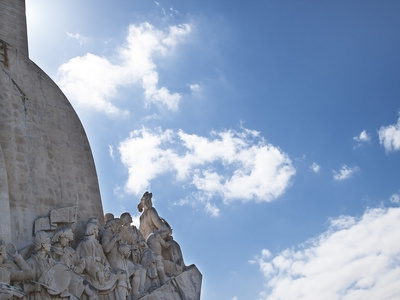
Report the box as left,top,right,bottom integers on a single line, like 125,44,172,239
137,192,167,241
137,192,186,277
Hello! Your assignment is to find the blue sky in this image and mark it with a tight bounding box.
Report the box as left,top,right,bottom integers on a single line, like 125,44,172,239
26,1,400,299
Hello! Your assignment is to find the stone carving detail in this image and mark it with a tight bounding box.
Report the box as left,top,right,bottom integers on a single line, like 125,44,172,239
0,192,200,299
0,240,34,299
34,206,77,234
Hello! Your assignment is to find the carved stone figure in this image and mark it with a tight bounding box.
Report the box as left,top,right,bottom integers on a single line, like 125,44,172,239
0,240,34,299
146,227,179,278
138,192,185,276
120,213,148,282
160,229,186,276
119,214,147,298
25,231,82,299
137,192,168,242
76,220,129,299
146,228,181,277
51,226,98,299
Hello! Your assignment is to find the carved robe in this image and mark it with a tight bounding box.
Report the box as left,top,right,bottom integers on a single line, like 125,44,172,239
76,236,121,294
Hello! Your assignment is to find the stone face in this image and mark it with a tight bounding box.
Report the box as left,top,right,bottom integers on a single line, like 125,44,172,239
0,0,104,248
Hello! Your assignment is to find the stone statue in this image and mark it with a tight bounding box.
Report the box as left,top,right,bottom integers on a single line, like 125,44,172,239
146,228,178,278
119,213,147,298
0,205,201,299
75,220,129,299
138,192,186,276
51,226,98,299
25,231,83,299
0,240,34,299
146,228,182,277
137,192,168,241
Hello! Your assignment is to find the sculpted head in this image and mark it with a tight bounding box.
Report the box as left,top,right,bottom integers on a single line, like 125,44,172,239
87,217,100,227
137,191,153,213
120,212,133,226
52,226,74,246
104,213,114,223
85,221,99,237
105,218,122,234
157,226,171,239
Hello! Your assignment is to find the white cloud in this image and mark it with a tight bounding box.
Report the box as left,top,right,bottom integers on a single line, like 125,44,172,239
118,126,295,213
353,130,371,144
333,165,359,181
310,162,320,174
256,207,400,300
390,193,400,204
57,22,191,115
378,115,400,152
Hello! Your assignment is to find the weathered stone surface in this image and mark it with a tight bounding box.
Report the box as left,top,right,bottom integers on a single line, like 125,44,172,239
141,265,202,300
0,0,104,248
0,0,28,58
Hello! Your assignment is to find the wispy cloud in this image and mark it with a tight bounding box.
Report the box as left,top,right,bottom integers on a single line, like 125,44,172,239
310,162,320,174
390,192,400,204
333,165,359,181
205,202,220,217
353,130,371,143
255,207,400,299
378,114,400,152
66,32,85,46
353,130,371,149
57,22,191,115
188,83,201,93
117,126,295,214
109,145,115,160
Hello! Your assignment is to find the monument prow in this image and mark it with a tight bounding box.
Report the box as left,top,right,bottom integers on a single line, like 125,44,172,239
0,1,202,299
0,0,104,248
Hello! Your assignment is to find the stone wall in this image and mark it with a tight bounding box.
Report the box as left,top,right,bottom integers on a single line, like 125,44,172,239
0,0,28,58
0,0,104,248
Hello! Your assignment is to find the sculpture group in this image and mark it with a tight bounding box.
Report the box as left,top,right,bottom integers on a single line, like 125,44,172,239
0,192,187,300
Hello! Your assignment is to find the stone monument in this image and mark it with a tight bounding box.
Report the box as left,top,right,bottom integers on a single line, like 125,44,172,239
0,0,104,247
0,0,202,299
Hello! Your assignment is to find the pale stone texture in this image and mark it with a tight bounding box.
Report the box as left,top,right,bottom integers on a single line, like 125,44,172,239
0,0,104,248
0,0,28,58
141,265,202,300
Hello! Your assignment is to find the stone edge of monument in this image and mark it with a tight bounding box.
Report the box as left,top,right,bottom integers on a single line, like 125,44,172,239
141,264,202,300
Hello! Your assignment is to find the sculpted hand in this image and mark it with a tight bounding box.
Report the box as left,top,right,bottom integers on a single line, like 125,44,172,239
97,271,105,285
6,243,18,259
